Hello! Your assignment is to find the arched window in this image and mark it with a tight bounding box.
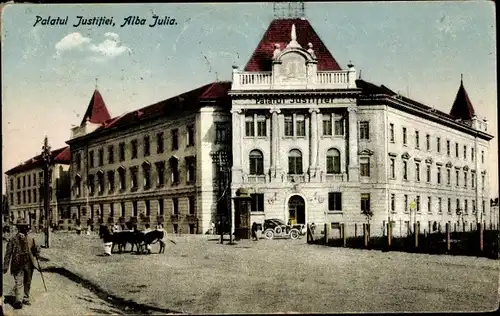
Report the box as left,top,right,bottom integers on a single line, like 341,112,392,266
288,149,303,175
249,150,264,175
326,148,341,174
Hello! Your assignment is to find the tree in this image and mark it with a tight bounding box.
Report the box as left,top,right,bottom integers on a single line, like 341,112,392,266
2,194,9,223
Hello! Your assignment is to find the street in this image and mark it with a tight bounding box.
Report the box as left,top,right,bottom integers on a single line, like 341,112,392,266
17,232,499,314
3,269,125,315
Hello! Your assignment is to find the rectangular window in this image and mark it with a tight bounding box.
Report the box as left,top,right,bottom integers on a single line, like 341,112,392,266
402,127,407,145
481,150,484,163
463,145,467,160
415,131,420,148
464,172,467,188
296,115,305,137
448,198,451,214
455,143,459,158
360,157,370,177
456,170,459,186
215,123,229,144
9,178,13,191
132,201,138,217
390,158,395,179
328,192,342,211
156,162,165,186
482,200,486,214
108,146,114,164
250,193,265,212
28,176,31,187
403,161,408,180
186,157,196,183
188,196,196,215
107,171,115,192
172,198,179,215
171,129,179,150
157,132,164,153
22,176,25,188
158,199,164,216
245,115,255,137
472,173,475,188
482,174,485,189
389,123,395,142
456,199,460,213
323,116,332,136
144,135,150,156
98,148,104,166
446,140,450,156
33,189,37,203
130,167,138,189
415,163,420,182
187,125,195,146
416,196,421,212
284,115,293,136
447,169,451,185
119,143,125,161
471,148,474,161
472,199,476,214
427,196,432,213
118,168,126,190
131,140,138,159
326,152,340,174
437,167,441,184
437,137,441,153
464,199,468,214
76,153,82,171
28,191,31,203
170,159,180,184
390,193,395,212
145,200,151,216
426,134,430,151
361,194,371,213
143,165,151,189
438,197,442,213
109,203,114,218
404,194,408,213
256,116,266,137
89,150,95,168
88,174,95,195
97,172,105,194
17,192,20,205
334,118,344,136
426,165,431,182
359,122,369,140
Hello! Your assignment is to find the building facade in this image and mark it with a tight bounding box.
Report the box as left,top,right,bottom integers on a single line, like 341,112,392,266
66,84,231,234
4,15,494,237
229,18,494,237
5,146,71,229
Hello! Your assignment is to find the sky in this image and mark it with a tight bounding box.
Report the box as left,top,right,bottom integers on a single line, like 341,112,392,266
1,2,498,196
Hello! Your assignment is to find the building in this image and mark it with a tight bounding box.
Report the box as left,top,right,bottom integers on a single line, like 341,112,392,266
229,17,494,237
5,146,71,229
66,84,231,234
4,13,495,237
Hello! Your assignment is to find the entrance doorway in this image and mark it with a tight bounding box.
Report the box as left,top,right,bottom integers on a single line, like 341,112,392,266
288,195,305,225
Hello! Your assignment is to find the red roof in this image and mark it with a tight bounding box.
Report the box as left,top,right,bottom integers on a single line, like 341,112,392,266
81,90,112,125
244,18,342,72
449,80,476,120
5,146,70,175
72,81,231,138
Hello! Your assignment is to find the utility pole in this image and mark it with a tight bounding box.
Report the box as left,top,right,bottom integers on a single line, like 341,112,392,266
41,136,52,248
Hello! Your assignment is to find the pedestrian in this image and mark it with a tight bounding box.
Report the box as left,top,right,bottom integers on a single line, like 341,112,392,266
112,222,120,233
101,225,113,256
142,223,152,254
251,222,259,241
155,223,167,253
3,218,41,309
75,220,82,236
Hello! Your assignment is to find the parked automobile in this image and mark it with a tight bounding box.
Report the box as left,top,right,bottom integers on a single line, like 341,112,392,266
262,218,302,240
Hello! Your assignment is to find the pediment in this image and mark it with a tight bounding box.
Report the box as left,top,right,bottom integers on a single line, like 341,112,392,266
454,166,461,170
142,160,151,167
446,161,453,168
401,152,410,160
425,157,433,164
436,162,443,166
463,165,469,171
359,149,374,156
414,157,422,162
388,152,397,157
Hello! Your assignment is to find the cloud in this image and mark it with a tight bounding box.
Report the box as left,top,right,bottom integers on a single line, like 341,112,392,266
53,32,131,61
55,32,92,52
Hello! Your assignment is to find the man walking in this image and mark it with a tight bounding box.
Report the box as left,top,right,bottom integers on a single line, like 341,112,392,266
3,218,41,309
251,222,259,241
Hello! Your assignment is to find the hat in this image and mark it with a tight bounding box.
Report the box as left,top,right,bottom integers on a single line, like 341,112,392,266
15,218,29,226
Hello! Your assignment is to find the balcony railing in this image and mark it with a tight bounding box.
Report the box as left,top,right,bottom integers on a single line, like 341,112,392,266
247,175,267,183
287,174,306,183
231,69,356,90
324,174,345,182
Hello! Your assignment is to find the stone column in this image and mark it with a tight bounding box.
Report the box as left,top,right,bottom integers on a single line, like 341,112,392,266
309,108,320,178
347,107,359,182
231,109,243,183
270,108,281,178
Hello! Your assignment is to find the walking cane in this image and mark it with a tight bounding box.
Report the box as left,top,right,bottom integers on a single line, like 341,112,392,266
35,256,48,292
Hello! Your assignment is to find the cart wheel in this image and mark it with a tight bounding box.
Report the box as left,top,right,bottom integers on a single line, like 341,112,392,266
264,229,274,240
274,226,282,235
290,229,299,240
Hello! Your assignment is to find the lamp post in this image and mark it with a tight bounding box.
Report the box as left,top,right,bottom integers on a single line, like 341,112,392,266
41,136,52,248
211,151,232,245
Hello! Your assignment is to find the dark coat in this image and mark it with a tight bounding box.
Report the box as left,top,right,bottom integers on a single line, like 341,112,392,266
4,233,40,274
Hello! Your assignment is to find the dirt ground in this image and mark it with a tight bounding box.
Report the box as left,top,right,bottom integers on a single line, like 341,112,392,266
30,232,500,314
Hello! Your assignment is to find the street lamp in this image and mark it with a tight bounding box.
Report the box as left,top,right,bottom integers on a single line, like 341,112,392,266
41,136,52,248
211,151,232,244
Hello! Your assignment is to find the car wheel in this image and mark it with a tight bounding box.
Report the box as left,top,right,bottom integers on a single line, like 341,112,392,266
274,226,282,235
264,229,274,240
290,229,299,240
